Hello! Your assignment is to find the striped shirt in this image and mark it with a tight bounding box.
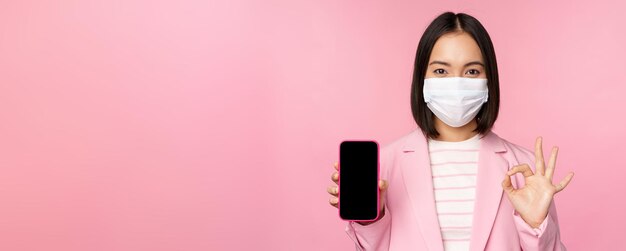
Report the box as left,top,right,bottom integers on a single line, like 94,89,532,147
427,133,480,251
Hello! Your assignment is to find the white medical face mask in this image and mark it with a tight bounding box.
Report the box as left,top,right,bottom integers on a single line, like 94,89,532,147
423,77,489,127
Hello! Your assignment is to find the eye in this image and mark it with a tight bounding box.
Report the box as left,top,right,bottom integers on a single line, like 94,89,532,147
433,69,447,75
466,69,480,75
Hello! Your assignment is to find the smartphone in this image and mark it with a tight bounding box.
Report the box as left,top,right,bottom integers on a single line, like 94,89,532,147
338,140,380,221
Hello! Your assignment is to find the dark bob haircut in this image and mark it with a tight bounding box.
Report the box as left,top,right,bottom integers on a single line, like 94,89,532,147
410,12,500,139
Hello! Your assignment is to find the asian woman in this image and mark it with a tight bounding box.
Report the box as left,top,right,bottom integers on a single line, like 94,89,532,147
327,12,574,251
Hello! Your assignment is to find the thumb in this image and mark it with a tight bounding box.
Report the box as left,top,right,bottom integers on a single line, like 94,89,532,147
501,175,514,194
379,179,388,191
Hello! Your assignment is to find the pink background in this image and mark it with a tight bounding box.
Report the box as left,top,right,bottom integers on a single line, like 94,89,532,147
0,0,624,250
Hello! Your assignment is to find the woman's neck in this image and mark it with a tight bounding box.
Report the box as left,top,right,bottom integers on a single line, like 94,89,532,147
432,117,479,142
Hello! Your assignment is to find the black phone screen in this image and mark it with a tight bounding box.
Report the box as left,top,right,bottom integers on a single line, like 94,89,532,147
339,141,379,221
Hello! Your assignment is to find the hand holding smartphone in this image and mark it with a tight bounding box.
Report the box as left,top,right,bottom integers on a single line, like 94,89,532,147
338,140,381,222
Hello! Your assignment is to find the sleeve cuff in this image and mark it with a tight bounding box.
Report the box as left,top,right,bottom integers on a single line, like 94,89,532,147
344,205,391,250
513,210,549,237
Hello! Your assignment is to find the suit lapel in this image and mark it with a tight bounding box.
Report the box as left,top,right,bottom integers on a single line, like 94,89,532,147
469,131,508,251
399,130,508,251
400,130,444,251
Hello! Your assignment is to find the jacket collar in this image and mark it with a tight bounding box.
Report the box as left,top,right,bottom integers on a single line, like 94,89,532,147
401,129,506,153
399,129,509,251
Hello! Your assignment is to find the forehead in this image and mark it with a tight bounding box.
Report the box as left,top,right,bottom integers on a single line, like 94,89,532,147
428,32,483,64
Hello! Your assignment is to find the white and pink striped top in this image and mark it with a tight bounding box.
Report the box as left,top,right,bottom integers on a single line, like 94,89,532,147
427,133,480,251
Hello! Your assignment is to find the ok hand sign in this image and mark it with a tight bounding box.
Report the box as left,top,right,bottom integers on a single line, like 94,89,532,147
502,137,575,228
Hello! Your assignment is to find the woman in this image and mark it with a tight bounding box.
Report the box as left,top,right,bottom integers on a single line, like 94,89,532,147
327,12,574,251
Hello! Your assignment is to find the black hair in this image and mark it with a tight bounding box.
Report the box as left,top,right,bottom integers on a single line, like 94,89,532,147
410,12,500,139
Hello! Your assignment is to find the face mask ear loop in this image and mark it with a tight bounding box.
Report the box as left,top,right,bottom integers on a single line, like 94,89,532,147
484,88,489,103
423,81,430,103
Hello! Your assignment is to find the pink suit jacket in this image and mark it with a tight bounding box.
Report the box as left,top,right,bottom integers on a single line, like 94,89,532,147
345,129,566,251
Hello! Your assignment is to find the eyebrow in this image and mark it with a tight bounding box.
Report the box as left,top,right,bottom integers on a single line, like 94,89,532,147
429,60,485,67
